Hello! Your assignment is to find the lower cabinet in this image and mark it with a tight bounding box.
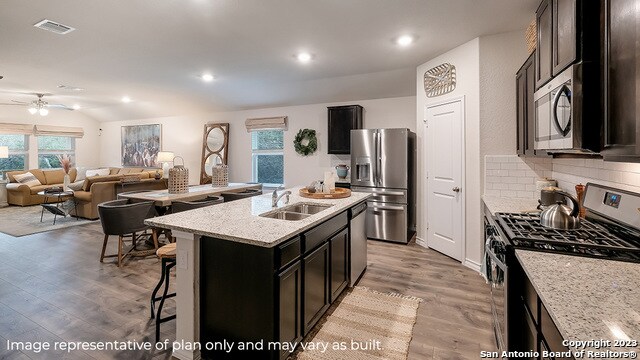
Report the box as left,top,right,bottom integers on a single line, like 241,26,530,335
278,260,302,360
303,242,330,335
330,228,349,302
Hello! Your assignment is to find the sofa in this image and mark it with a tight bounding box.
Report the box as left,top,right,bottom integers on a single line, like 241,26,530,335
6,167,168,219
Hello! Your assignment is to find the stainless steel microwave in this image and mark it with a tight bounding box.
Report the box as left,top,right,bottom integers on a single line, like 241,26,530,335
533,63,601,153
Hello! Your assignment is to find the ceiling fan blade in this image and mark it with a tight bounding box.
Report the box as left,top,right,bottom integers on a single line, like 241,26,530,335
11,100,29,105
0,103,26,106
47,103,74,110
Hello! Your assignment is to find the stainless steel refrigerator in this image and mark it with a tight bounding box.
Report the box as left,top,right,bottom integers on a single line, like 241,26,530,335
351,128,416,244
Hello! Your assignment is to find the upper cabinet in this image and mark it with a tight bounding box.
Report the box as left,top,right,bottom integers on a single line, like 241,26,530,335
327,105,363,154
517,52,543,157
535,0,600,90
601,0,640,161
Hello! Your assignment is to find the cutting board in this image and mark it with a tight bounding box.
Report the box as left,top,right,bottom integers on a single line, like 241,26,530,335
299,188,351,199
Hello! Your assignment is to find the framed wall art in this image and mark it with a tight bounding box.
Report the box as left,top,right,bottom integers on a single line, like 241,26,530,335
121,124,162,167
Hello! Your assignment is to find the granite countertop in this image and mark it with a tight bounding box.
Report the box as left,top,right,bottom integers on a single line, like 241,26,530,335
145,186,370,248
482,195,540,215
516,250,640,355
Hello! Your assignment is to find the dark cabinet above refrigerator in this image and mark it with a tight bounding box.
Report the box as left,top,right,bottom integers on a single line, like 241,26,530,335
327,105,363,154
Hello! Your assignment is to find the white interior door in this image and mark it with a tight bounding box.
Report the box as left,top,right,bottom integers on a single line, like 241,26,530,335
425,99,464,261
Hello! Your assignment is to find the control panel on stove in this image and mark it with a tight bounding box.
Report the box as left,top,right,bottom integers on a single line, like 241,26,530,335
604,191,621,208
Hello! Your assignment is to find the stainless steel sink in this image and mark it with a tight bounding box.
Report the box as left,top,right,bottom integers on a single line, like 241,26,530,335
286,202,333,215
259,202,332,221
260,211,310,221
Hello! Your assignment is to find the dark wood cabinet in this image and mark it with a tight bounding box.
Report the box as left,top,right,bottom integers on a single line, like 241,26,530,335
303,242,330,335
330,228,349,302
601,0,640,161
552,0,577,75
535,0,599,89
327,105,363,154
278,260,302,360
517,53,546,157
536,0,553,89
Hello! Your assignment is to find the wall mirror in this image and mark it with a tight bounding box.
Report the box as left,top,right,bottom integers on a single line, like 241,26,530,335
200,122,229,184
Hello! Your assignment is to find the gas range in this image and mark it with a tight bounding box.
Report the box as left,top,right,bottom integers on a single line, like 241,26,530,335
495,212,640,263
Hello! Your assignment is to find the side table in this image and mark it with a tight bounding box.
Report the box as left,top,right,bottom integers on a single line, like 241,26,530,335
37,190,77,225
0,181,7,208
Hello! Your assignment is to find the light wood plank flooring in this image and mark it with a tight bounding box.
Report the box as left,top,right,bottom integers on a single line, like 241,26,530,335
0,218,494,359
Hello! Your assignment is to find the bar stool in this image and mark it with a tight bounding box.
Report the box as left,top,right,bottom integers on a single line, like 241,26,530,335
150,243,176,342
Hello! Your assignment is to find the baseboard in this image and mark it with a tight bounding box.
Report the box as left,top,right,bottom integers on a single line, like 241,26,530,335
463,258,481,273
172,349,201,360
415,237,428,249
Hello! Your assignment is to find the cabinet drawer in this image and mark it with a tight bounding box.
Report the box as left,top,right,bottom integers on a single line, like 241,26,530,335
541,303,571,355
277,237,301,270
522,275,538,324
303,212,348,253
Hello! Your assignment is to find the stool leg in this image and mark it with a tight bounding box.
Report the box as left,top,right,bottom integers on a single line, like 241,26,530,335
156,259,175,342
117,235,124,267
150,257,167,319
152,229,159,252
100,234,109,262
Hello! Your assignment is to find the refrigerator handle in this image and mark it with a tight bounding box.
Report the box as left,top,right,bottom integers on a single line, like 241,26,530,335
376,131,382,186
373,131,378,185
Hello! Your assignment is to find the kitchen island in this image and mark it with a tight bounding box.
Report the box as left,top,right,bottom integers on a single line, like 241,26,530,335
146,187,370,360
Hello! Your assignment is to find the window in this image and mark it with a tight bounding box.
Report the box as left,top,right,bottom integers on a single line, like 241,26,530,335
251,130,284,186
37,136,75,169
0,134,29,178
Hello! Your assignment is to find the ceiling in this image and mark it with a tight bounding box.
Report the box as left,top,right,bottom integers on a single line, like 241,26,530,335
0,0,538,122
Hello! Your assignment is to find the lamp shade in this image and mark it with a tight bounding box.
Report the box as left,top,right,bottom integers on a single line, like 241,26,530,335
157,151,175,163
0,146,8,159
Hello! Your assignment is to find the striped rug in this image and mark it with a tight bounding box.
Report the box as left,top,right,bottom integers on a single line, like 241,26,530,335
296,286,422,360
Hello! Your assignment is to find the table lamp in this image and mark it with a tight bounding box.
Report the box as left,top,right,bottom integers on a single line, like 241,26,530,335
157,151,175,179
0,146,8,181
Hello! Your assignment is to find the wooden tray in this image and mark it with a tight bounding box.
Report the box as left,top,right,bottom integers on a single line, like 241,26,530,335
299,188,351,199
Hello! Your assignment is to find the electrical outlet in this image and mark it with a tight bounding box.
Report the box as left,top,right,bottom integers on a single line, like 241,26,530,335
177,250,188,270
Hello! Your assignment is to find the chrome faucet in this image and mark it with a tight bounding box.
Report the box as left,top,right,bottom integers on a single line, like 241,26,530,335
272,189,291,207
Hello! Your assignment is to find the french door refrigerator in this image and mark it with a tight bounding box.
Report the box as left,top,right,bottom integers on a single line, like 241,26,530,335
351,128,416,244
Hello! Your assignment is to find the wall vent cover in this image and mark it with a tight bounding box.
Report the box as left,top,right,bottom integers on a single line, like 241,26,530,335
33,19,76,35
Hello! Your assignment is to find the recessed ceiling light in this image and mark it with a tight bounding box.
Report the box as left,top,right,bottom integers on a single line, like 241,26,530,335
296,52,312,63
201,73,215,82
396,35,415,47
72,104,80,110
121,96,131,103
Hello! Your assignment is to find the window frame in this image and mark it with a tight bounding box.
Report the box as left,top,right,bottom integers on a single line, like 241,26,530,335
251,130,284,187
36,135,76,170
0,134,29,177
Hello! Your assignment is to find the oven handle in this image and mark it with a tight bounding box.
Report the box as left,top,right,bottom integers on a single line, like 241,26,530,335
552,85,571,137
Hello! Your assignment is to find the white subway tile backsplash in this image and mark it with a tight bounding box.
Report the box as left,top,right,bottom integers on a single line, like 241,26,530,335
484,155,550,199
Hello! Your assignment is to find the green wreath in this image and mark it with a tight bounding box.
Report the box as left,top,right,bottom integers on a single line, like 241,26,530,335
294,129,318,156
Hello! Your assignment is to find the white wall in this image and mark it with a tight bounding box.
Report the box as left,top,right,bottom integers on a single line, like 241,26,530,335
416,30,527,267
416,38,481,266
0,108,102,169
99,96,416,185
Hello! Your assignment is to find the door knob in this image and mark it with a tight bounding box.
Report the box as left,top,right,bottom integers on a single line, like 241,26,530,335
452,186,461,193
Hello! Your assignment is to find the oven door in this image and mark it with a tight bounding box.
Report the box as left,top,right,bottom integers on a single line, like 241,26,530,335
486,235,508,352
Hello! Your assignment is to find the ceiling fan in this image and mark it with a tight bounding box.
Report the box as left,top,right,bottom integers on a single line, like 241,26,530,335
0,93,74,116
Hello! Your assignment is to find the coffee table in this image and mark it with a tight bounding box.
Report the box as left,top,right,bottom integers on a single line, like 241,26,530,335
37,190,78,225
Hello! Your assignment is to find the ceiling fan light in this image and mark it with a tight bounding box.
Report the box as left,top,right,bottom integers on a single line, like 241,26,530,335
28,107,38,115
39,108,49,116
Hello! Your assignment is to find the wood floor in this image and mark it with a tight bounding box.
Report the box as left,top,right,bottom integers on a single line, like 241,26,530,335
0,219,495,360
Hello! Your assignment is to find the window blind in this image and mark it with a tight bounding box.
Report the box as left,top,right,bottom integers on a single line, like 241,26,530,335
34,125,84,138
0,123,33,135
245,116,288,132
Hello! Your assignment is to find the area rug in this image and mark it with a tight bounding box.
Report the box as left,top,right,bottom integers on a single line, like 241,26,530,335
295,286,423,360
0,204,94,237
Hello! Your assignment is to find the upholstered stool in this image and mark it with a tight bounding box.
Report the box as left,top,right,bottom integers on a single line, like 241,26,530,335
150,243,177,342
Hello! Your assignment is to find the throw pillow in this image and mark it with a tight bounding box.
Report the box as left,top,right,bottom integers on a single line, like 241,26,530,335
75,167,88,181
68,180,85,191
86,168,110,177
13,172,42,187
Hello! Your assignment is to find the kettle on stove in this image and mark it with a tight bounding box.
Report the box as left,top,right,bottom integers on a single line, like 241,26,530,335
540,190,581,230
